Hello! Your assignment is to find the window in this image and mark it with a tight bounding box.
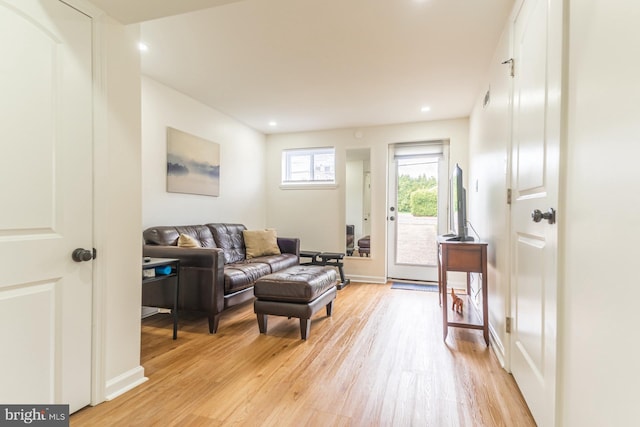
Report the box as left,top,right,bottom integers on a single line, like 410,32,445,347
281,147,335,185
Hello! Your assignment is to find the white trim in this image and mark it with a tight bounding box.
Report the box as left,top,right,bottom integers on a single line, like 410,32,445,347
60,0,103,17
104,366,148,401
90,9,109,408
279,183,338,190
489,323,507,369
346,275,387,284
59,0,110,408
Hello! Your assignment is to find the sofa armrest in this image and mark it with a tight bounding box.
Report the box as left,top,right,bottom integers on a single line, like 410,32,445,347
143,245,222,268
143,245,225,332
277,237,300,259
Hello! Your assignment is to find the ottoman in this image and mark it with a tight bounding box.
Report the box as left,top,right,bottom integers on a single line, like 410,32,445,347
358,235,370,257
253,265,338,340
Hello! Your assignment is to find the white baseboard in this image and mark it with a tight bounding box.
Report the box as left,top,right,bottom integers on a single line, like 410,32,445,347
141,306,159,318
346,274,387,284
489,323,507,370
105,366,148,401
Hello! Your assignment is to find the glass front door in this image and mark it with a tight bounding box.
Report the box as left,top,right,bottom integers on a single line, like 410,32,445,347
387,143,449,282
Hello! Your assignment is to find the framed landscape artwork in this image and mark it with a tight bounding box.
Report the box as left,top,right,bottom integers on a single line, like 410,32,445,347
166,127,220,197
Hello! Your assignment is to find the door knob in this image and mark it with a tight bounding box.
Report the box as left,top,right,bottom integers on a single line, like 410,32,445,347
72,248,94,262
389,216,395,221
531,208,556,224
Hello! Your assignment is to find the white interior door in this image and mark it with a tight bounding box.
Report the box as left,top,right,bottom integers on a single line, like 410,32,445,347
387,143,448,282
0,0,93,413
509,0,562,425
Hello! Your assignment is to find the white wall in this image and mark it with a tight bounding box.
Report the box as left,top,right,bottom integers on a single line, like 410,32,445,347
559,1,640,425
266,119,469,283
141,76,267,229
468,24,512,364
92,17,144,401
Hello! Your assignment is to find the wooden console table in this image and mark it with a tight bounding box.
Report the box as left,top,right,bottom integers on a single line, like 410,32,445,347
437,238,489,345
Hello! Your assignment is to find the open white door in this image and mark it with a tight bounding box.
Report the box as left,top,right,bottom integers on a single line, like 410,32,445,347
0,0,93,413
509,0,563,425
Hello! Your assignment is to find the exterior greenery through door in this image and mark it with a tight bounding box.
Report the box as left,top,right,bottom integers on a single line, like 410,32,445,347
397,174,438,217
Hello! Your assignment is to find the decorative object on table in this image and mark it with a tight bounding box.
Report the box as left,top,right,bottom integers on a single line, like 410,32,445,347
166,127,220,197
451,288,464,314
155,265,173,275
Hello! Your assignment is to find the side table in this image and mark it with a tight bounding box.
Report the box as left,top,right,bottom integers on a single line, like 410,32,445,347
437,238,489,345
142,257,180,339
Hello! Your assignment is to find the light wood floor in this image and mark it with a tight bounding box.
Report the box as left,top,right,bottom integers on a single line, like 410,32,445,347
71,282,535,426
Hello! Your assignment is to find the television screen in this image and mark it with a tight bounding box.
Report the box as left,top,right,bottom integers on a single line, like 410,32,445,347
448,164,474,241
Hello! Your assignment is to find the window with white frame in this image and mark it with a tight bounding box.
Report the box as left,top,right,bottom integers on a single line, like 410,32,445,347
281,147,336,185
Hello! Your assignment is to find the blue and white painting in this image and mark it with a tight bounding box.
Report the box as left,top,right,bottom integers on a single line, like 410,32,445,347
166,127,220,196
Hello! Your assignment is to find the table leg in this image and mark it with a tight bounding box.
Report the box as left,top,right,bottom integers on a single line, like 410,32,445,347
173,265,179,340
442,274,448,342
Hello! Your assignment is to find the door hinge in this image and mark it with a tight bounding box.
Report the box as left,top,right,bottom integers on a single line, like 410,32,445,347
502,58,515,77
507,188,512,205
506,317,513,333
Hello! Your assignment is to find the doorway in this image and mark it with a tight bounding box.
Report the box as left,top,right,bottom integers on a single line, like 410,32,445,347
387,142,449,282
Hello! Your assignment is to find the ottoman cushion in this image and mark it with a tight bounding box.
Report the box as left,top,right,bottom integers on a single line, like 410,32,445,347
358,236,370,248
254,265,337,303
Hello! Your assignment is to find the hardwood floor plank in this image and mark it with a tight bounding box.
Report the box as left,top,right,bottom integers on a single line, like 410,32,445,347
71,283,535,426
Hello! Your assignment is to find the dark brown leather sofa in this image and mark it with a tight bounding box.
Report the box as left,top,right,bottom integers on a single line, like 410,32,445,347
143,223,300,333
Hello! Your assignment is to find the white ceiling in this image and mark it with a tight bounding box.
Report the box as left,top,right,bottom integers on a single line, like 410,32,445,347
91,0,514,134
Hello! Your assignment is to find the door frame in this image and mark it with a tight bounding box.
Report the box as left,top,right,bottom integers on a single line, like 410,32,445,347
386,141,449,282
63,0,108,406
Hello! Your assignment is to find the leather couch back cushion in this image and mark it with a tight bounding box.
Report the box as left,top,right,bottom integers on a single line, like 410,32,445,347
143,226,180,246
143,225,216,248
207,223,247,264
175,225,216,248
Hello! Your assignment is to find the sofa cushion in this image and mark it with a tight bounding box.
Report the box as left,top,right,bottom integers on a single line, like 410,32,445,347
253,265,338,303
178,233,200,248
207,223,247,264
243,229,281,259
248,253,298,273
143,226,180,246
143,225,216,248
175,225,216,248
224,262,271,293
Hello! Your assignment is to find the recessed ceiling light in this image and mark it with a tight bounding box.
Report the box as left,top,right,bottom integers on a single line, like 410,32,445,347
269,121,278,127
421,106,431,112
138,42,149,52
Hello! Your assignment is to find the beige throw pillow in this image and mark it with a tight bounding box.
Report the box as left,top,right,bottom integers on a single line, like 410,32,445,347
177,233,200,248
243,229,281,259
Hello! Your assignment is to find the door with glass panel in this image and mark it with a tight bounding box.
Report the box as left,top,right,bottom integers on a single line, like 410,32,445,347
387,142,449,282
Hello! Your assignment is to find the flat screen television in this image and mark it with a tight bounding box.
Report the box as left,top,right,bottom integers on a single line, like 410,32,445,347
447,163,474,241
